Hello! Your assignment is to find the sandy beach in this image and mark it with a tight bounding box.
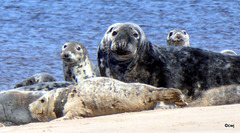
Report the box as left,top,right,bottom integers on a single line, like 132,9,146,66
0,104,239,133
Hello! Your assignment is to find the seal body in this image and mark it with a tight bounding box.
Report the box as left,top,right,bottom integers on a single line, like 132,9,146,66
29,77,187,122
97,23,240,98
166,29,190,46
61,41,99,83
190,85,240,106
15,81,74,91
14,73,56,88
0,90,46,125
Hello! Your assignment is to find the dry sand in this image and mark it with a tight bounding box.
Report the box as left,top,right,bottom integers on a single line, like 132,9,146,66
0,104,239,133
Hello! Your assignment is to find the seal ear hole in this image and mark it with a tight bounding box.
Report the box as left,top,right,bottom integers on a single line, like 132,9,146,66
169,32,173,37
112,31,118,36
76,46,81,51
108,27,113,33
40,99,45,103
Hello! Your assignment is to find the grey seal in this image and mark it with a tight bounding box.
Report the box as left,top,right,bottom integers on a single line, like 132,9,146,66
166,29,190,47
29,77,187,122
97,22,240,99
15,81,74,91
0,90,46,125
14,73,56,88
61,41,100,83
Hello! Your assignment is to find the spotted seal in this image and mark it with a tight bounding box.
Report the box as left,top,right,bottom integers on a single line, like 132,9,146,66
97,22,240,99
166,29,190,47
220,50,237,55
61,41,99,83
15,81,74,91
29,77,187,122
0,90,46,125
14,73,56,88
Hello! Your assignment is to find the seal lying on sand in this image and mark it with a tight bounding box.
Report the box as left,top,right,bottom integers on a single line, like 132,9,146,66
14,73,56,88
190,85,240,106
166,29,190,47
97,22,240,99
29,77,187,122
15,81,74,91
0,90,46,125
61,42,100,83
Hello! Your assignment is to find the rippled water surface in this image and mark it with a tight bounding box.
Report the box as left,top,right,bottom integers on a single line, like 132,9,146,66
0,0,239,90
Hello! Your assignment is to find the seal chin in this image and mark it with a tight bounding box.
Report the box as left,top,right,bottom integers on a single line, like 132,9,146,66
172,40,185,46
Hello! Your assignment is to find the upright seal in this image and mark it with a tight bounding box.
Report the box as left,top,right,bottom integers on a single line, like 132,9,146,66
61,41,99,83
97,22,240,99
167,29,190,47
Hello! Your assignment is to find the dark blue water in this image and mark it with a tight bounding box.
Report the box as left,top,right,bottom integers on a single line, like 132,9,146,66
0,0,239,90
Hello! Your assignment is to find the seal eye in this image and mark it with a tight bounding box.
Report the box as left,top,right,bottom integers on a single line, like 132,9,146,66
108,27,113,33
133,33,138,38
112,31,118,36
169,32,173,37
63,45,67,49
40,99,45,103
76,46,81,51
183,31,187,35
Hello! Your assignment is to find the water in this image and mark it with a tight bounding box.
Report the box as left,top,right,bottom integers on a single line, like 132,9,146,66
0,0,239,90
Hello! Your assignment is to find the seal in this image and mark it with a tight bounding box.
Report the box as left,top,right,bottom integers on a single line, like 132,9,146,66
166,29,190,46
0,89,46,125
15,81,74,91
61,41,100,83
14,73,56,88
29,77,187,122
220,50,237,55
190,85,240,106
97,22,240,99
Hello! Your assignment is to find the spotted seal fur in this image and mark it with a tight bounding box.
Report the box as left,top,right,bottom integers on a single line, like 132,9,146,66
97,22,240,99
14,73,56,88
190,85,240,106
61,41,100,83
15,81,74,91
29,77,187,122
166,29,190,47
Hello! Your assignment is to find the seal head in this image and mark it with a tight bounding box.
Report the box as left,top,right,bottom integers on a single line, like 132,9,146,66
167,29,190,47
98,23,151,77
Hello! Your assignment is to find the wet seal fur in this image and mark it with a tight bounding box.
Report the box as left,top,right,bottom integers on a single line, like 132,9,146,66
29,77,187,122
167,29,190,47
61,41,100,83
0,90,46,125
97,22,240,99
14,73,56,88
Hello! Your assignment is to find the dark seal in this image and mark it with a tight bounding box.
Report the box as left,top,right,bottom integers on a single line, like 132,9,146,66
97,22,240,99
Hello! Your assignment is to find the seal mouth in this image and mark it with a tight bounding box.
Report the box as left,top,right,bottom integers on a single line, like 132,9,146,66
110,41,137,61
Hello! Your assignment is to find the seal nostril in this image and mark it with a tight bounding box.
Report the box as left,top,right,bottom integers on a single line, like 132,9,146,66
64,53,69,58
112,31,118,36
